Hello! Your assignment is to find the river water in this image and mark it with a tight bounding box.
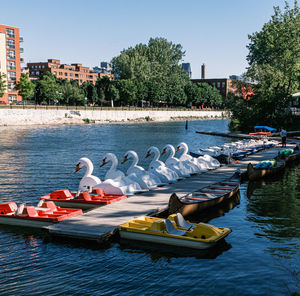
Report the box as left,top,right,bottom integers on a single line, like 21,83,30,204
0,120,299,295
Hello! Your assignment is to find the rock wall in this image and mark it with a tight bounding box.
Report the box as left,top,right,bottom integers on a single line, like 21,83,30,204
0,108,227,126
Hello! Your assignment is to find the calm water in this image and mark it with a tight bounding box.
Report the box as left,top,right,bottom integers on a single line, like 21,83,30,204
0,120,299,296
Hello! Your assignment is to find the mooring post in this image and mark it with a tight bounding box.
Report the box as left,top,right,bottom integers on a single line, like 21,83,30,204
185,120,188,129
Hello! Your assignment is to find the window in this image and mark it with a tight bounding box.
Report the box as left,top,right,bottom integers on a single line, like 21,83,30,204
7,50,15,59
222,82,225,88
54,71,57,75
39,65,41,69
217,82,220,88
64,73,68,76
70,73,73,77
7,82,16,91
212,82,216,87
7,61,16,70
6,39,15,49
42,65,45,69
8,94,17,104
35,65,37,69
7,72,16,81
6,28,15,38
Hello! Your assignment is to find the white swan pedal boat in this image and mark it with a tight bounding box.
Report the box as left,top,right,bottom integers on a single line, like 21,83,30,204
0,200,82,228
118,213,231,249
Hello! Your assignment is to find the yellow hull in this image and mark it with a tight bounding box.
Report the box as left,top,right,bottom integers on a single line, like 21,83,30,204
118,215,231,250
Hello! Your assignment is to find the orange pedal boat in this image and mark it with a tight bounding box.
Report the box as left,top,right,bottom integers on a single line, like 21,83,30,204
40,188,127,210
0,200,82,228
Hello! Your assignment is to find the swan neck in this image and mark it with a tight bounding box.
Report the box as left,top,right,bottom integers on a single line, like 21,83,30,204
84,161,93,177
107,156,118,176
128,154,138,172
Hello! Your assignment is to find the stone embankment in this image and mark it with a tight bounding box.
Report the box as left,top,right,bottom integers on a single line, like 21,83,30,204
0,108,227,126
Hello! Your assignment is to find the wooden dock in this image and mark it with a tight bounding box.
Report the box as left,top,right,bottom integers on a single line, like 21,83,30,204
195,130,300,139
46,143,294,243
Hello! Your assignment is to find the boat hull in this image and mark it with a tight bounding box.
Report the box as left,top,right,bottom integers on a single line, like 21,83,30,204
168,174,240,217
0,216,52,228
119,230,218,250
247,162,285,181
42,200,98,210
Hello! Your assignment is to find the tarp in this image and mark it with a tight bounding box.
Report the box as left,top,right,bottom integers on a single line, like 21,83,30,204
254,126,277,132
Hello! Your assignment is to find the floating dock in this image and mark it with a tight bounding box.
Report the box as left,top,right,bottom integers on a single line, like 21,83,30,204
46,144,293,243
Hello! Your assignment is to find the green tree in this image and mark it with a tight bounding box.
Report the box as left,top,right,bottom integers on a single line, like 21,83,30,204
231,1,300,130
106,84,120,107
0,73,6,98
61,81,85,105
38,72,63,104
16,73,35,100
111,37,189,106
197,83,223,108
115,79,137,105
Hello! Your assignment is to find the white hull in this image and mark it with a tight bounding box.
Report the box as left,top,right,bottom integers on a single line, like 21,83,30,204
119,230,217,250
0,217,52,228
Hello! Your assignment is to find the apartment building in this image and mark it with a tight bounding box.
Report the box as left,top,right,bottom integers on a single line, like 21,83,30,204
28,59,113,84
0,24,23,103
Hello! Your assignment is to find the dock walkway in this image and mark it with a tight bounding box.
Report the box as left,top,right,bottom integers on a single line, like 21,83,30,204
46,143,292,243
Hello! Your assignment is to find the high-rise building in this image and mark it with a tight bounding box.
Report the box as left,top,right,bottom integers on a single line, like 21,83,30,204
181,63,192,78
93,62,112,74
0,24,23,103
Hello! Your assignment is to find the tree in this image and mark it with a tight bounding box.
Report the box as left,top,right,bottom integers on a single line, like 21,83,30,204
197,83,223,108
106,84,120,107
231,1,300,130
0,73,6,98
111,37,189,106
115,79,137,105
16,73,35,100
61,81,85,105
37,72,63,104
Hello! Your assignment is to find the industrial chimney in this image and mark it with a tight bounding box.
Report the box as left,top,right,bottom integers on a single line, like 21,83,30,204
201,64,206,79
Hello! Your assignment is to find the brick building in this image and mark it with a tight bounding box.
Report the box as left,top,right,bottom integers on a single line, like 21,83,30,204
191,78,237,98
27,59,113,85
0,24,23,103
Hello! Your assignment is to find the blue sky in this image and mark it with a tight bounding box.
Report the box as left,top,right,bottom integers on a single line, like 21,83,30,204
1,0,295,78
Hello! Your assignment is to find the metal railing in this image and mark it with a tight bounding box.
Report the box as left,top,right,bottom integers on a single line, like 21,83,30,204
0,104,225,112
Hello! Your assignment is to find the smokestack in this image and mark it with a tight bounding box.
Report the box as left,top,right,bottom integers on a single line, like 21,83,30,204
201,63,206,79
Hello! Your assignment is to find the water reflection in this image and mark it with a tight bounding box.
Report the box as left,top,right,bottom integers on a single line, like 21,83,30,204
246,167,300,257
186,191,241,223
118,238,231,261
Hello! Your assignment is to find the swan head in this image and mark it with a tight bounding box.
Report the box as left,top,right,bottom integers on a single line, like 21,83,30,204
74,157,93,173
161,144,174,156
121,150,138,164
100,153,117,167
176,142,188,152
145,146,159,158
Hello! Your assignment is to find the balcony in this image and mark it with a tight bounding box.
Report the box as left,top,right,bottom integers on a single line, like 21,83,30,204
20,48,24,53
20,58,24,63
19,37,24,42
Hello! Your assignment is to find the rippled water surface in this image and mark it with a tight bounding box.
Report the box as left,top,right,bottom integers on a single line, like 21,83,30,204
0,120,299,296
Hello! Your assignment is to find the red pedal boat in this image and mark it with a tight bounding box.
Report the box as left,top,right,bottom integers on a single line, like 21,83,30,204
40,188,127,210
0,200,82,228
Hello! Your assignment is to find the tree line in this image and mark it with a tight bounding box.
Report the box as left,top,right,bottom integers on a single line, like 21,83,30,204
0,38,223,108
228,1,300,131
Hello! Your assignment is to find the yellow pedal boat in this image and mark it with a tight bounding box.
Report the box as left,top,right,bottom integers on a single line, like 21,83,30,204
118,213,231,249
